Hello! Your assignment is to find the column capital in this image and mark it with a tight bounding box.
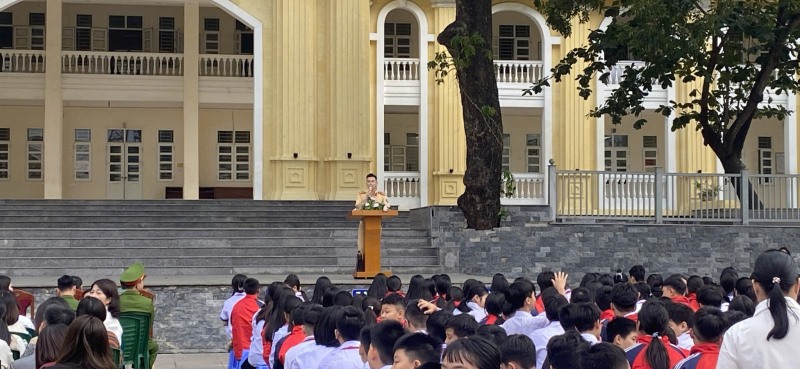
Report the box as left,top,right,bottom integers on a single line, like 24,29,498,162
431,0,456,8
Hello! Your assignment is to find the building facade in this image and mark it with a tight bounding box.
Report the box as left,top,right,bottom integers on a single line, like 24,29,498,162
0,0,796,212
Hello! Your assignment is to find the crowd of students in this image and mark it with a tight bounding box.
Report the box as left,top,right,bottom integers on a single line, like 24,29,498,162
0,263,157,369
223,249,800,369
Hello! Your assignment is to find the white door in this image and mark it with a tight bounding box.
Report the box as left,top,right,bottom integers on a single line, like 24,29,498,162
106,129,143,200
143,28,153,52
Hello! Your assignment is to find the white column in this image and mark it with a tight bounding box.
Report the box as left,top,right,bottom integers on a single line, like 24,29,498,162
43,0,63,199
784,92,797,206
182,1,200,200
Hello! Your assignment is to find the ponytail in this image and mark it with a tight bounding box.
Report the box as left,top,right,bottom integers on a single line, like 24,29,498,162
644,333,670,369
766,278,790,340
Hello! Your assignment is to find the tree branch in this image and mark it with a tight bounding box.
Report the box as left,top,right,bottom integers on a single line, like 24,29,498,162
699,30,726,152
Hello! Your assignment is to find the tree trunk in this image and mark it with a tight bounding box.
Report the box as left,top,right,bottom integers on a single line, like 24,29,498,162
438,0,503,230
718,153,763,210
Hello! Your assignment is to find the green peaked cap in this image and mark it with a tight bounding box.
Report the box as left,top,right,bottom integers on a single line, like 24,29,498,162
120,262,145,284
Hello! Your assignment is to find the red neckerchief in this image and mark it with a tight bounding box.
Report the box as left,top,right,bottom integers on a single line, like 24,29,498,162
637,333,671,347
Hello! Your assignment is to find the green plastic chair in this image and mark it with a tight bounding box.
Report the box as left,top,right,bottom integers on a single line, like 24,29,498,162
26,327,37,338
11,349,20,360
119,312,151,369
112,347,122,369
11,331,32,344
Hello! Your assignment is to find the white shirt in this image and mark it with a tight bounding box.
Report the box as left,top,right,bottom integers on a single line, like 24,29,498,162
268,324,289,369
501,310,548,335
530,320,565,369
466,301,487,322
717,296,800,369
291,344,336,369
104,309,124,344
318,340,362,369
581,332,599,345
284,336,315,369
635,299,645,313
221,292,246,339
17,316,34,331
677,331,694,350
248,315,266,367
721,302,730,312
0,340,12,369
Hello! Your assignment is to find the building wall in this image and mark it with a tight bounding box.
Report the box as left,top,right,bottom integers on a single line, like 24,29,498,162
0,106,45,199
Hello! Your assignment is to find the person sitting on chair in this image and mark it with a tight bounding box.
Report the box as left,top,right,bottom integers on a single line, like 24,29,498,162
55,275,79,311
119,263,158,369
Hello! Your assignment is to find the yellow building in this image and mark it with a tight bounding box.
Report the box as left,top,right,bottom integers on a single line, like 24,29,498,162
0,0,796,213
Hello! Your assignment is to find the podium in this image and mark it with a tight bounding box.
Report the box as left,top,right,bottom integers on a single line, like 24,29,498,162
348,209,398,279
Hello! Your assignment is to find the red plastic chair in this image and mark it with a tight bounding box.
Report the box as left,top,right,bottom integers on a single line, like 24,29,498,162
14,289,35,317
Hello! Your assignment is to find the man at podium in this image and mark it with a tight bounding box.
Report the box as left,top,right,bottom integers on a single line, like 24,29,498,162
354,173,390,255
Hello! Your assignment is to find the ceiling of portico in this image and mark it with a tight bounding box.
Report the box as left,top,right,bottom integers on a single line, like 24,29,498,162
23,0,218,7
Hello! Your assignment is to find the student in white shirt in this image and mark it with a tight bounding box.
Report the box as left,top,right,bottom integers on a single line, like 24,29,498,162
405,299,429,334
546,331,591,369
367,320,406,369
454,284,488,323
220,274,248,339
392,332,443,369
500,279,544,336
717,250,800,369
571,302,602,346
666,302,695,350
441,336,501,369
530,293,568,369
318,306,365,369
291,306,343,369
498,334,536,369
443,315,479,345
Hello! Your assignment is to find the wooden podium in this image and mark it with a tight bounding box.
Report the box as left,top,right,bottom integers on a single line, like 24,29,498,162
348,209,398,278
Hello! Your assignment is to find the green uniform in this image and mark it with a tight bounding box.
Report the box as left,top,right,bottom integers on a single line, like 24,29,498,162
120,289,158,369
61,295,79,310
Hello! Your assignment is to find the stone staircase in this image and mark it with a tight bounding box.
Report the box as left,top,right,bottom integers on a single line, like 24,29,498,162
0,200,442,279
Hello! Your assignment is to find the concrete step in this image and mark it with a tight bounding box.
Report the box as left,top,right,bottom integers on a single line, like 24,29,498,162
0,237,431,248
0,246,439,258
0,255,439,268
0,210,411,218
0,228,428,238
0,221,411,229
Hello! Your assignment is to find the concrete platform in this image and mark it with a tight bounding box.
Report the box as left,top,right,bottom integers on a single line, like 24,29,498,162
154,353,227,369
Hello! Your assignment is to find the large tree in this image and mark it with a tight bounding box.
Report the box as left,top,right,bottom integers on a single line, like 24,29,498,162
529,0,800,180
432,0,504,230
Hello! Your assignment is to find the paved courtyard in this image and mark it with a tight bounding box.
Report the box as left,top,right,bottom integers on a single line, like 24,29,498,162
155,354,228,369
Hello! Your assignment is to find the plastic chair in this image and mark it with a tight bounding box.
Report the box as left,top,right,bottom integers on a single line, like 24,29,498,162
11,331,32,344
119,312,151,369
112,347,122,369
11,350,20,360
13,289,35,318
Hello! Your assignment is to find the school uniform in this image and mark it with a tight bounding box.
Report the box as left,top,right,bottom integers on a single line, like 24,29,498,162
501,310,548,336
17,316,34,332
601,308,616,321
480,314,499,325
318,341,362,369
717,296,800,369
581,333,600,345
268,325,289,369
283,337,315,369
530,320,565,369
673,342,720,369
466,301,487,322
231,295,260,360
0,339,12,369
274,326,306,369
625,334,687,369
677,332,694,351
290,344,336,369
686,293,700,311
221,292,247,339
671,295,693,310
246,315,266,368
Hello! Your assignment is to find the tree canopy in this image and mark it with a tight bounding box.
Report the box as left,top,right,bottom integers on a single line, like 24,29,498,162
530,0,800,173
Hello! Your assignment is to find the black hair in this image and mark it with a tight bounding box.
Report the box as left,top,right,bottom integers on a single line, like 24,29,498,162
578,342,629,369
448,287,464,311
598,274,614,287
572,302,601,333
605,317,636,344
665,302,694,328
366,173,377,180
638,299,671,369
419,279,436,301
311,276,332,305
71,276,83,289
290,304,307,326
34,297,71,330
284,296,303,319
500,334,536,369
0,292,18,326
57,275,75,291
476,324,508,346
729,295,756,317
647,274,664,298
696,285,724,308
752,249,799,340
614,270,628,285
460,279,482,302
336,305,365,341
368,274,389,299
537,271,556,291
547,330,590,369
457,284,488,314
387,275,402,293
406,275,425,301
359,326,372,354
371,320,407,365
692,307,729,343
333,290,354,306
231,274,247,295
426,310,452,342
662,276,687,295
595,285,613,311
75,297,106,321
45,306,76,326
284,274,301,290
580,273,600,288
570,287,593,303
629,265,646,283
405,299,428,331
702,277,714,285
264,288,297,343
315,306,343,347
719,268,738,300
484,292,509,324
544,293,569,321
383,292,407,309
393,332,442,366
687,276,704,294
0,276,9,291
0,302,10,345
445,314,479,338
303,304,324,328
322,286,341,307
505,280,535,311
558,303,576,331
491,274,510,295
724,310,748,326
611,283,638,312
243,278,259,295
362,297,381,326
434,275,452,309
635,282,652,300
735,277,757,302
442,336,501,369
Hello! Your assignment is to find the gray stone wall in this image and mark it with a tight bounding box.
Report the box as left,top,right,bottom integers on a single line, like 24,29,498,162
417,206,799,281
